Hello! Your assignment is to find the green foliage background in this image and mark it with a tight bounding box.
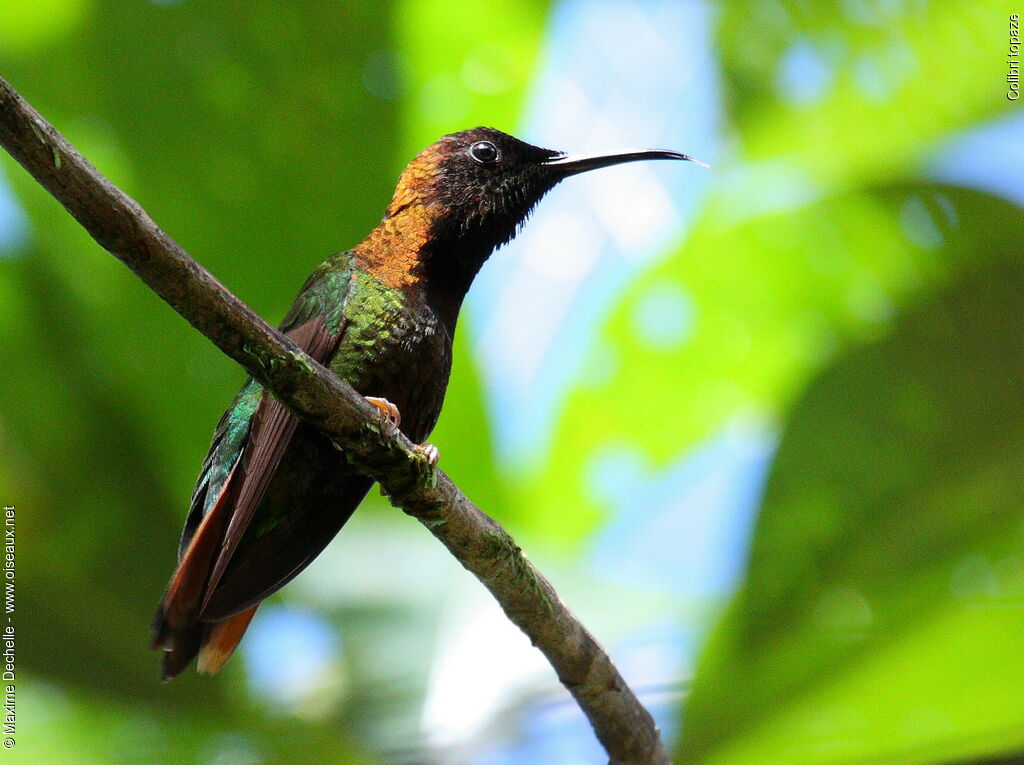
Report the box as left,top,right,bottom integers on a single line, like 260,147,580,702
0,1,1021,763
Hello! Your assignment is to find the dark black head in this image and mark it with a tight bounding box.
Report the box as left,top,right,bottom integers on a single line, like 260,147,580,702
427,127,564,251
376,127,703,315
390,127,703,258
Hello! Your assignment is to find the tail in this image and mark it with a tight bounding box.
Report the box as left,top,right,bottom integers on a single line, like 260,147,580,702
198,606,258,674
151,458,255,681
152,605,259,681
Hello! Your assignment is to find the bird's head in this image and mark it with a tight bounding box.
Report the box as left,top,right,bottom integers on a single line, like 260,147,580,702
362,127,703,313
386,126,704,263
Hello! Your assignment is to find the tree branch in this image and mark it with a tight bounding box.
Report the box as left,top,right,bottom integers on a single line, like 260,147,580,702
0,75,668,764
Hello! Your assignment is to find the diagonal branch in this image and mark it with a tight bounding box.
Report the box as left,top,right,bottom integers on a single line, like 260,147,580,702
0,75,668,765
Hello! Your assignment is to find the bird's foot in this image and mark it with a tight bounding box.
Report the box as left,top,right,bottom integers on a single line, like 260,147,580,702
334,397,401,454
414,443,440,467
365,396,401,428
378,443,439,497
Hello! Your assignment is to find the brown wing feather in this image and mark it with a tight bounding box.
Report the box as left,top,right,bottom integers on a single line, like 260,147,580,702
199,466,373,620
199,393,299,611
197,605,260,675
153,316,340,678
152,457,240,647
200,316,336,612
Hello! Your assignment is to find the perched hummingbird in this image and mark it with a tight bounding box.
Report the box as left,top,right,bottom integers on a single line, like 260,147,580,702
151,127,702,680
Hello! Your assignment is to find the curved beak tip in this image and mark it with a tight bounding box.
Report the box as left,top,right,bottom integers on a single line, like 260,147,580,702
543,148,710,175
656,151,710,168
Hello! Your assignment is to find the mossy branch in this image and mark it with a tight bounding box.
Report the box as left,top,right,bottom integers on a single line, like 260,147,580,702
0,75,668,765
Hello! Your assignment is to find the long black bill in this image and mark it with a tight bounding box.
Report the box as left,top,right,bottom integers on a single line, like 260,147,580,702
542,148,708,178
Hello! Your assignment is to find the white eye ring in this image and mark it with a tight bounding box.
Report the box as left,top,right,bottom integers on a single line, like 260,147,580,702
469,140,500,164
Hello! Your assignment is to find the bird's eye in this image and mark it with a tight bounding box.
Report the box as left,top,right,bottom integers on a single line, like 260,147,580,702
469,140,500,164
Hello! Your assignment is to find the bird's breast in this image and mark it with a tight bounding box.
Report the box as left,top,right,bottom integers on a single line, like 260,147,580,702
330,274,453,444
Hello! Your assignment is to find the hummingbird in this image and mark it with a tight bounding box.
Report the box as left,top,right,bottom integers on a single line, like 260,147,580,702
151,127,703,680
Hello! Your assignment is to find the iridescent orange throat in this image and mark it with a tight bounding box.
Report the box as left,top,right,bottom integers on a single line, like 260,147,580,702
353,203,439,290
353,145,448,291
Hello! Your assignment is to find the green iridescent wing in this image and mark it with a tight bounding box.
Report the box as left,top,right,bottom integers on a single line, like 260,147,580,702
153,251,358,677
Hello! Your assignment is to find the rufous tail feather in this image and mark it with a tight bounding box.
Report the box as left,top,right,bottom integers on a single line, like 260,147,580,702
197,605,259,675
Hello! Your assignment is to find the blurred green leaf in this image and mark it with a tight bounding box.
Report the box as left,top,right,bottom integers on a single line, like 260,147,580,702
0,0,400,706
677,192,1024,764
395,0,550,156
0,0,87,55
517,182,976,542
718,0,1018,186
13,674,371,765
505,0,1019,545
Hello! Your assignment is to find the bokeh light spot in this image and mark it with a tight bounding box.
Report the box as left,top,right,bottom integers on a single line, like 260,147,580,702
363,49,408,102
417,73,471,124
777,41,835,105
585,444,648,507
242,606,341,707
950,553,1000,599
813,587,874,642
900,194,944,249
854,55,896,101
461,43,516,95
204,734,262,765
0,173,30,256
631,282,695,350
